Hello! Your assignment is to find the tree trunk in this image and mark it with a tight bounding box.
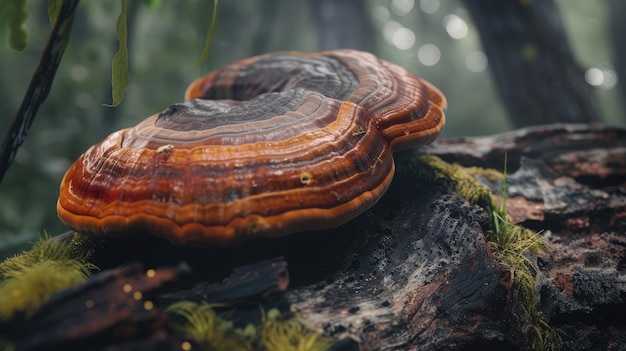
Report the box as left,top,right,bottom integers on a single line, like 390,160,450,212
609,0,626,122
462,0,602,127
310,0,376,52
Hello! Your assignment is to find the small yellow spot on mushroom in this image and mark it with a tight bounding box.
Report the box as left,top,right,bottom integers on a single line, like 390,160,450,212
247,218,271,235
352,128,366,137
123,283,132,293
133,291,143,300
85,299,95,309
181,341,192,351
299,171,315,185
157,144,175,153
143,300,154,310
146,269,156,278
370,150,385,175
330,191,341,201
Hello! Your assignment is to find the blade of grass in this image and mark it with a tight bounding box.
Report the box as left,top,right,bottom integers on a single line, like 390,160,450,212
192,0,219,66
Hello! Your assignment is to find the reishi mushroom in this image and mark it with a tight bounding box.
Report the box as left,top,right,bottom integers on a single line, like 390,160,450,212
57,49,446,247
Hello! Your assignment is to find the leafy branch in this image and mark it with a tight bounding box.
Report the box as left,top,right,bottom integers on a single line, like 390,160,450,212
0,0,79,183
0,1,219,184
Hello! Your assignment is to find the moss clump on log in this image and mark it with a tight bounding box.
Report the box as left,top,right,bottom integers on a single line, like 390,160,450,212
167,301,336,351
0,233,97,320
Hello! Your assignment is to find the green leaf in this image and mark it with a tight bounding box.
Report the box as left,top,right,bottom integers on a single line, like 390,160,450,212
8,0,29,51
192,0,218,66
105,0,130,107
48,0,63,27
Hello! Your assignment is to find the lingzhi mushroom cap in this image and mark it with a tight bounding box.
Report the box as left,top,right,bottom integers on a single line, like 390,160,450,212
57,49,446,246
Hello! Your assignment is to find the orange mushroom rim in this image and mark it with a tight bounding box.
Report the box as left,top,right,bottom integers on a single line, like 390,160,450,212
57,49,446,247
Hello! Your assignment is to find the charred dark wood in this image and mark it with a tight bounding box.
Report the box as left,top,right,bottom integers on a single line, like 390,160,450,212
285,184,507,349
161,256,289,305
425,124,624,173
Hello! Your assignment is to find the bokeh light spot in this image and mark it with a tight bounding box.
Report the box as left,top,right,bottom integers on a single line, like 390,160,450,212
585,67,618,90
585,68,603,86
443,14,468,39
417,44,441,66
70,65,89,82
391,0,415,16
393,27,416,50
419,0,440,14
383,20,403,44
466,51,488,72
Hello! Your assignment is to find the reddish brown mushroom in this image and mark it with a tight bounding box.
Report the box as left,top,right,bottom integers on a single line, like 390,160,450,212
57,49,446,246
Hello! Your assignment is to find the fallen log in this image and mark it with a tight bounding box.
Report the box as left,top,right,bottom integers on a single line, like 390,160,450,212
1,123,624,350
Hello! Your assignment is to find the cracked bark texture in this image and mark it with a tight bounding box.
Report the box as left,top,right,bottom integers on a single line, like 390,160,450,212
427,123,626,350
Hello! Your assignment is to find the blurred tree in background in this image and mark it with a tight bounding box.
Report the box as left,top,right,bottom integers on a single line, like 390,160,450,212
0,0,623,248
463,0,601,127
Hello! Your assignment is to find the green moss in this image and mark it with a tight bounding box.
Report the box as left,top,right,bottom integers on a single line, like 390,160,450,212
168,301,254,351
489,204,558,350
0,336,15,351
486,156,560,351
0,233,98,319
408,154,493,207
66,232,104,262
167,301,335,351
464,165,505,182
258,308,335,351
488,211,547,270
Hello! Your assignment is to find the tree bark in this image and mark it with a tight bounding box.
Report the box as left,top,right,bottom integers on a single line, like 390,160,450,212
310,0,377,52
609,0,626,122
462,0,602,127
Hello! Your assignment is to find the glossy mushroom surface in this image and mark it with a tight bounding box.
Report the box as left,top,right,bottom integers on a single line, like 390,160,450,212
57,49,446,246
